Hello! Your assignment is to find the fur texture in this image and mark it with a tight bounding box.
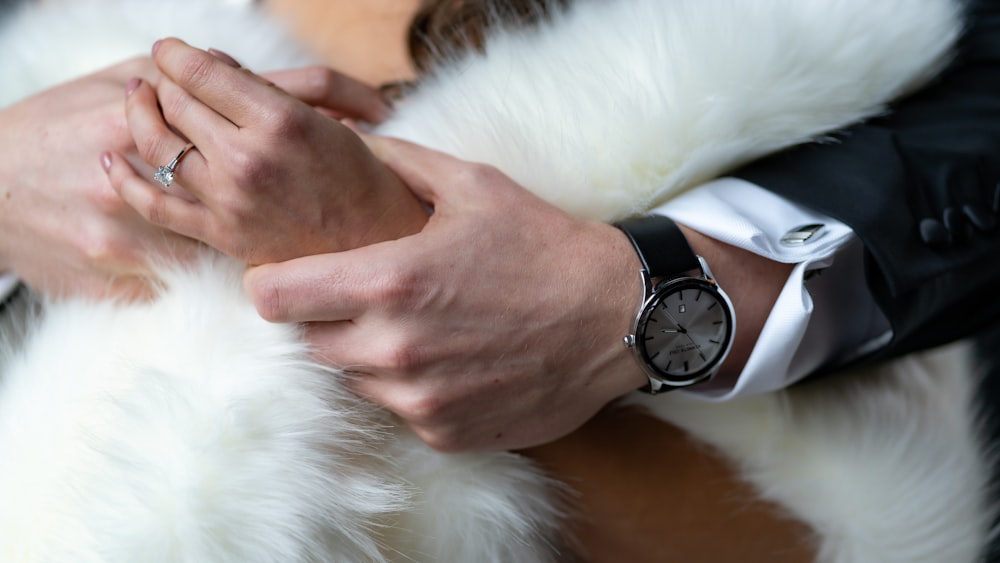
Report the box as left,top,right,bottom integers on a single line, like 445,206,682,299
380,0,961,219
0,256,564,563
0,0,992,561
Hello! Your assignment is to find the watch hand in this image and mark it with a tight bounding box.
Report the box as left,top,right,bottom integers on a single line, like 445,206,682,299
661,308,688,334
661,308,705,350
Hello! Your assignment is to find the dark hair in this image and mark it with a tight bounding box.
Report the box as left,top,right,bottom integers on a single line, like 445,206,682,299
407,0,572,74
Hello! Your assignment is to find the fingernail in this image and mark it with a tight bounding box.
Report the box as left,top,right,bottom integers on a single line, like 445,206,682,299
208,47,241,68
100,151,112,172
125,77,141,97
151,39,162,56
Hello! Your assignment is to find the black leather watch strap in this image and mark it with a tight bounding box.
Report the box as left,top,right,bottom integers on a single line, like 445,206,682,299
615,215,700,278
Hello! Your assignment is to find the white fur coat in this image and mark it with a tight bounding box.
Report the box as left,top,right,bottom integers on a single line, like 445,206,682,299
0,0,992,562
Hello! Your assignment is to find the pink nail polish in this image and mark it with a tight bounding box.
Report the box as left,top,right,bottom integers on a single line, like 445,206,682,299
125,77,141,97
100,152,112,172
151,39,162,56
208,48,241,68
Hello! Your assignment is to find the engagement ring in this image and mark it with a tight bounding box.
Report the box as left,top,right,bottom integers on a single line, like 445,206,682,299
154,144,195,187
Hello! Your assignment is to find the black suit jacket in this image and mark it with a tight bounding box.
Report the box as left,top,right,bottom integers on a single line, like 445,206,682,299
735,0,1000,367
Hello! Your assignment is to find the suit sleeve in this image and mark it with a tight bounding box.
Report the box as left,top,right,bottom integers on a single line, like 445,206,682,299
734,0,1000,363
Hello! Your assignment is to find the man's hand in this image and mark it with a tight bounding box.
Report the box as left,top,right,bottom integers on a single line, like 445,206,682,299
245,136,649,451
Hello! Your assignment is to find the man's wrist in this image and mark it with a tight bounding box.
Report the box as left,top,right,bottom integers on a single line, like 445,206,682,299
593,222,657,396
674,223,793,390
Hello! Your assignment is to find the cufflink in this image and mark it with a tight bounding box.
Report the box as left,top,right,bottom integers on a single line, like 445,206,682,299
780,224,825,246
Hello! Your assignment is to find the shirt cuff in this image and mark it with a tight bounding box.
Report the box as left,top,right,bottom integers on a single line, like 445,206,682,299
650,177,891,401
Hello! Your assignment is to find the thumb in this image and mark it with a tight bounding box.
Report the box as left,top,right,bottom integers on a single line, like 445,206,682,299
359,134,469,204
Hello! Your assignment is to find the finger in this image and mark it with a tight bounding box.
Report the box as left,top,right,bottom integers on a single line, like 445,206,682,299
360,135,468,203
126,78,212,197
343,373,462,452
98,55,161,85
207,47,241,68
155,77,237,163
102,150,210,242
299,321,376,371
244,243,412,323
152,38,288,127
262,66,391,124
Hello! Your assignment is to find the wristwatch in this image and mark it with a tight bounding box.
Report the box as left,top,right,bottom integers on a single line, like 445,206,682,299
615,215,736,394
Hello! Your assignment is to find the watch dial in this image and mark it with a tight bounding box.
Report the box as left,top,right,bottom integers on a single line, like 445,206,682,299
640,280,732,381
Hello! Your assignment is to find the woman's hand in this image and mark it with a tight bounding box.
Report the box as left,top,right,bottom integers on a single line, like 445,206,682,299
104,39,427,265
0,57,198,299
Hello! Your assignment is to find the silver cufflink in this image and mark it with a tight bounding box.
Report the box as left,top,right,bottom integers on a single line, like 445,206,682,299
780,224,825,246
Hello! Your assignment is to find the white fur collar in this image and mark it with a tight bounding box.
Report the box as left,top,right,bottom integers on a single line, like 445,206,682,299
380,0,962,220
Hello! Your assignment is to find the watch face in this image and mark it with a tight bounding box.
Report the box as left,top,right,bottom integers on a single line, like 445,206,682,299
636,278,734,385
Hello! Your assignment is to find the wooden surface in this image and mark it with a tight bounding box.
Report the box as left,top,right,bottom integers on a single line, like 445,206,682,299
266,0,420,87
263,1,817,560
524,406,815,562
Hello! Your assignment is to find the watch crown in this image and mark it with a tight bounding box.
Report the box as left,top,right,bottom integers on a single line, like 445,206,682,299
623,335,636,348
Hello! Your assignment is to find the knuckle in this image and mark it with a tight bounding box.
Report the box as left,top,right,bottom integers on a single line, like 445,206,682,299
304,66,340,99
226,148,275,190
141,195,173,228
158,87,190,124
263,101,308,141
372,266,428,310
214,189,254,222
177,52,217,90
376,339,427,374
414,426,465,454
462,162,502,185
136,133,172,165
398,390,447,426
81,231,127,264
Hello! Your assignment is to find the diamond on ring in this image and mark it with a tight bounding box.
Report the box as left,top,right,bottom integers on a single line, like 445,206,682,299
153,166,175,187
154,144,195,188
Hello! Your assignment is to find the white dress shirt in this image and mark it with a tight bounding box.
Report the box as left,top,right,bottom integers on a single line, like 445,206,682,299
652,178,891,401
0,178,891,400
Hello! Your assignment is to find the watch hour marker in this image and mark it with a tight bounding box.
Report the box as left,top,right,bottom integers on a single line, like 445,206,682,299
651,351,661,361
709,339,720,344
695,290,702,301
699,352,706,361
683,361,689,372
707,302,717,310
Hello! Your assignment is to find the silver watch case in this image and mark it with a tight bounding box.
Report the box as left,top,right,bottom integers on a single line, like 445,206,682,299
623,256,736,394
